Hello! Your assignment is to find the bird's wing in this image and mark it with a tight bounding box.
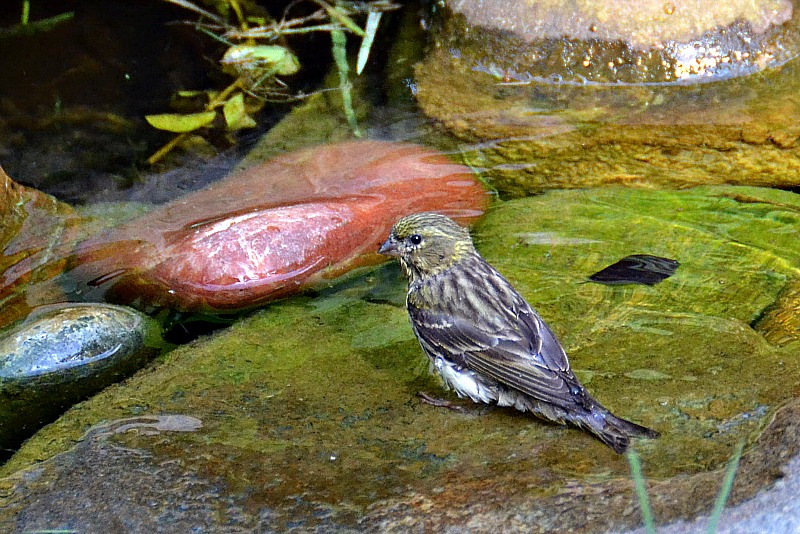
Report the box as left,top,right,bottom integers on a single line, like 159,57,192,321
409,297,588,410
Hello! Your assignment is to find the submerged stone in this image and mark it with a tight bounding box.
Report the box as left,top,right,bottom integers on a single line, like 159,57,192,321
69,141,488,312
444,0,796,84
413,3,800,193
1,186,798,531
0,303,163,454
0,166,81,330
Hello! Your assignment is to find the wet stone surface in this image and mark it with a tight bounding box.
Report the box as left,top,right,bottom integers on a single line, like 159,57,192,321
0,166,81,330
416,52,800,193
414,2,800,194
68,141,487,313
442,0,797,84
0,303,163,454
0,186,798,532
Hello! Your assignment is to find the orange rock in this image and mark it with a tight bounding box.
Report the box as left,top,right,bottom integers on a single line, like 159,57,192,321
73,141,488,311
0,166,78,328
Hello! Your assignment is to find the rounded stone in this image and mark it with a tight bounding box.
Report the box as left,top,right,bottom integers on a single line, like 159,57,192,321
0,303,163,453
70,141,488,312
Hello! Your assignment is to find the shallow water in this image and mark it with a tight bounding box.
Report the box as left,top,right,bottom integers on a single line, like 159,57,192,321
1,1,800,532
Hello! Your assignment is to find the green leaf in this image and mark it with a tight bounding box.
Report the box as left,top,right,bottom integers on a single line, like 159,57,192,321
223,94,257,130
176,90,209,98
357,12,381,75
627,449,657,534
221,45,300,76
145,111,216,132
706,441,745,534
271,48,300,76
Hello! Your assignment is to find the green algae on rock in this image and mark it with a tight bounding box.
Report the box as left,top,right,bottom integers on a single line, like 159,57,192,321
417,55,800,194
1,186,799,532
753,278,800,347
414,2,800,194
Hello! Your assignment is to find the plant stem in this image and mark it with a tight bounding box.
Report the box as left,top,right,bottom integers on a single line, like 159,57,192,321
21,0,30,25
331,29,361,137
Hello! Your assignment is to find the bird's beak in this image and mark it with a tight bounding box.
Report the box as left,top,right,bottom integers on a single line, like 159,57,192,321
378,237,400,257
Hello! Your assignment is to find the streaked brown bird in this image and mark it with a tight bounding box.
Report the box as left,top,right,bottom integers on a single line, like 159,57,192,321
378,212,659,453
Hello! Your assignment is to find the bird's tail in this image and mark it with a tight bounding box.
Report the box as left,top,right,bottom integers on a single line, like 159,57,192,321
579,406,660,454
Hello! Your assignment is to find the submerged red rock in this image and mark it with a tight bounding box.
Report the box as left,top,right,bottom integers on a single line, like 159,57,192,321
0,166,80,329
72,141,488,311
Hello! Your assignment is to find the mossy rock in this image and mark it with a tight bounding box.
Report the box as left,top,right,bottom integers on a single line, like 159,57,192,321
1,186,798,532
415,47,800,194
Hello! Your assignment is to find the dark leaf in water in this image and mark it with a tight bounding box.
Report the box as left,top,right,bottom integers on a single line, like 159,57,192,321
588,254,679,286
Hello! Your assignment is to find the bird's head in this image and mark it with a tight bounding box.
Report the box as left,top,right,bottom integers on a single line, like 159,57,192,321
378,212,476,279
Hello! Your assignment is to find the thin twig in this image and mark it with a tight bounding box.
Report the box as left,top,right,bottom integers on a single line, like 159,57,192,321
162,0,227,26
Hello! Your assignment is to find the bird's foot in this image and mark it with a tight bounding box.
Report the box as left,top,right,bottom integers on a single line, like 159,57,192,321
417,391,470,412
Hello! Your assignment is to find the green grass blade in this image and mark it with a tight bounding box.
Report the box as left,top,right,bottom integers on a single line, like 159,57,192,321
162,0,226,26
357,11,381,75
706,440,745,534
627,448,657,534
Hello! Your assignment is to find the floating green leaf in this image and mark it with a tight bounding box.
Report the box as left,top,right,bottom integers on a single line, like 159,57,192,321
145,111,217,133
223,93,257,130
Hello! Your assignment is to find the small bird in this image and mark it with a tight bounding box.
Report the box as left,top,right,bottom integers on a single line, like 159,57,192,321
378,212,659,453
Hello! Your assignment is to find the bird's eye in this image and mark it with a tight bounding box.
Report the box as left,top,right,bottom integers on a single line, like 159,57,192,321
408,234,422,245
